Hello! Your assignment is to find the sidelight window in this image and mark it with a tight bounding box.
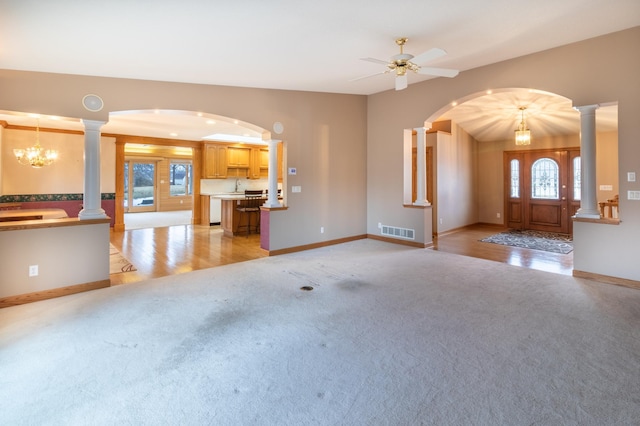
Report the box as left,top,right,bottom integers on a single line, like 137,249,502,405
573,156,581,200
531,158,559,199
510,159,520,198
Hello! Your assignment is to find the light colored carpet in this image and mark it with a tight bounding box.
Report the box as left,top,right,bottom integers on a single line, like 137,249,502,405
1,239,638,425
124,210,192,230
109,243,136,274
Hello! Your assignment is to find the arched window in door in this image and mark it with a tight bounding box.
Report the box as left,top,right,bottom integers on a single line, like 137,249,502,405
531,158,559,199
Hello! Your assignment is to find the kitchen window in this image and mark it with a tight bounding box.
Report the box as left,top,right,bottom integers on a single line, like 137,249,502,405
170,161,193,196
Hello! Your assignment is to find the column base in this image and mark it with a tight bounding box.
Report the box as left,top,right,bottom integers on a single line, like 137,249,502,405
78,208,107,220
263,200,282,208
574,208,601,219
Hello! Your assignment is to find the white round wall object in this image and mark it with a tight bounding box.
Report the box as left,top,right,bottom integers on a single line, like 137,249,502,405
82,94,104,112
273,121,284,135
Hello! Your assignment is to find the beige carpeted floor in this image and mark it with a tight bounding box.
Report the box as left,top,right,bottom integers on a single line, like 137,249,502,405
1,239,638,425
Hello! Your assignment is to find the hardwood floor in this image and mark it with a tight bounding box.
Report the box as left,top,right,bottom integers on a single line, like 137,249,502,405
431,224,573,276
109,224,267,285
109,223,573,286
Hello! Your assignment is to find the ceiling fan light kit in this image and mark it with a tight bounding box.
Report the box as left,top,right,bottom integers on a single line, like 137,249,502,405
355,37,459,91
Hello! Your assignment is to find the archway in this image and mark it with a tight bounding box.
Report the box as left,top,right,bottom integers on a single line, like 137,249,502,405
107,109,273,232
407,88,618,237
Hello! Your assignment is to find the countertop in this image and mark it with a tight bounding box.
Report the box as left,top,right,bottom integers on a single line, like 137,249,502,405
209,193,266,200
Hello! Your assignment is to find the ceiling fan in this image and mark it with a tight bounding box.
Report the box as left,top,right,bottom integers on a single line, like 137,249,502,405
353,38,459,90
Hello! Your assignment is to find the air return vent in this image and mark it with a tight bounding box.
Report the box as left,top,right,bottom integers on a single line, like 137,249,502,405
381,225,415,240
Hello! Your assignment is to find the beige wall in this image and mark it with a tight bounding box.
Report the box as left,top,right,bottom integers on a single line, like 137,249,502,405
368,27,640,281
1,128,116,195
0,27,638,282
0,73,368,251
0,221,109,299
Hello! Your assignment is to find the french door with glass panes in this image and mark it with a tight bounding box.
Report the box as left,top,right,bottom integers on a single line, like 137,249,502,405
124,160,157,213
505,148,580,235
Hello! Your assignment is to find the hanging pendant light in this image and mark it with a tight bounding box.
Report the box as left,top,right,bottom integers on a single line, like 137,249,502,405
13,118,59,168
515,107,531,146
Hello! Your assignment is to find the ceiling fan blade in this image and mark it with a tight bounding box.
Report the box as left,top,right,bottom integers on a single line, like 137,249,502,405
410,47,447,65
395,74,408,91
417,67,459,78
360,57,391,66
350,70,388,82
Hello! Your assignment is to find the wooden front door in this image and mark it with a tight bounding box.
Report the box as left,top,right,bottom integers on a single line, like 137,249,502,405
505,148,580,235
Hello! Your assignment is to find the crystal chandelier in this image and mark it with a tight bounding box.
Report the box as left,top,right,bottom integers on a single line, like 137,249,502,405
13,119,59,168
515,107,531,146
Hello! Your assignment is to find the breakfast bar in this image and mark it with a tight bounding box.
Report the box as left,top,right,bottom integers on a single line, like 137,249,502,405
213,193,265,237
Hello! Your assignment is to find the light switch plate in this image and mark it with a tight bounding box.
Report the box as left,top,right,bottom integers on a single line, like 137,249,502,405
288,167,297,175
628,172,636,182
292,186,301,193
628,190,640,200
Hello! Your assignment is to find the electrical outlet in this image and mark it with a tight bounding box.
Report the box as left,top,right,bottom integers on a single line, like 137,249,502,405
29,265,38,277
320,226,324,234
439,218,443,225
497,213,501,218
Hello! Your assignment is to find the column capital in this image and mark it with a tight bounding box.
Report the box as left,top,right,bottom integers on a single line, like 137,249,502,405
573,104,600,113
81,119,107,132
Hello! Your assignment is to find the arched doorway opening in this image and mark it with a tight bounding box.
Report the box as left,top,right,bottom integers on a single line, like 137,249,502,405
410,88,618,235
407,88,618,274
107,109,274,232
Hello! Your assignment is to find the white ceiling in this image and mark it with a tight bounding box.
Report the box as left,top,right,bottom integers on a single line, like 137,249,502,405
0,0,635,141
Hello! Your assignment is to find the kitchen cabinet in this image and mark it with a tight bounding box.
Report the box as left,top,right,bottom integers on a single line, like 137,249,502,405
227,147,251,168
203,143,281,181
204,144,227,179
249,148,269,179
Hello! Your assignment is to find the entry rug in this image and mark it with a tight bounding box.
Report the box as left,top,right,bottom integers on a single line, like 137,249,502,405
480,229,573,254
109,243,137,274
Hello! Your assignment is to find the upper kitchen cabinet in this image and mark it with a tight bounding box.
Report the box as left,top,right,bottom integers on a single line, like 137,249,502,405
203,143,281,180
249,147,269,179
227,147,251,168
203,144,228,179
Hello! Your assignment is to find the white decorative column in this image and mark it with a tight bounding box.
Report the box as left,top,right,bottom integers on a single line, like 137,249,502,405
413,127,431,206
264,139,281,208
574,104,600,218
79,119,107,220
